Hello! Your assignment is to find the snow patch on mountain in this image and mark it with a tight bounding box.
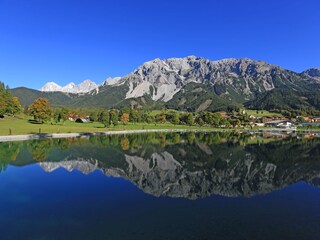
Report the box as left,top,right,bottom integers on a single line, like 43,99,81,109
40,80,99,93
39,82,62,92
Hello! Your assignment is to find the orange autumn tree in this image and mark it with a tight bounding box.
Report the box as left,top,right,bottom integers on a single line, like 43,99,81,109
120,113,129,125
29,97,52,123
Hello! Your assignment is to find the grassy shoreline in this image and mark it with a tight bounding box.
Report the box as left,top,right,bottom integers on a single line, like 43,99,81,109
1,116,320,140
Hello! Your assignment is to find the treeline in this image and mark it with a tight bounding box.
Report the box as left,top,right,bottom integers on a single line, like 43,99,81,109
25,97,269,127
0,81,22,117
0,131,255,166
245,88,320,116
50,106,249,127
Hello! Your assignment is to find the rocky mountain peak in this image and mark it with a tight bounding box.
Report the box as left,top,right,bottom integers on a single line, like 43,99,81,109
123,56,301,103
39,82,62,92
40,80,98,94
101,77,123,86
302,68,320,81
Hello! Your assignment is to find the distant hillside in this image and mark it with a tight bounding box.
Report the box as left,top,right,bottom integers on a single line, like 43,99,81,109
244,88,320,112
10,87,76,107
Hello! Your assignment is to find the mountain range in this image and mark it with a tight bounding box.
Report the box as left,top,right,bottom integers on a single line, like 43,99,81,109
39,77,121,93
10,56,320,112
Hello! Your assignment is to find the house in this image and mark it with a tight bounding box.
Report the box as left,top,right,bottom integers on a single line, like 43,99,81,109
303,116,314,123
262,117,273,123
265,120,296,130
313,117,320,123
68,113,79,121
254,123,265,127
75,118,90,123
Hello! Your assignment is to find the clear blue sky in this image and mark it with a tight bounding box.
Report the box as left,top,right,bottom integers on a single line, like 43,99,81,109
0,0,319,89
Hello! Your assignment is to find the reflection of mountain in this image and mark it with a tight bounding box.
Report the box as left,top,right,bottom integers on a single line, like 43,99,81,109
26,133,320,199
39,158,99,174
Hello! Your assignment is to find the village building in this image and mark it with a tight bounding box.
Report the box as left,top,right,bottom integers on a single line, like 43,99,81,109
264,120,296,130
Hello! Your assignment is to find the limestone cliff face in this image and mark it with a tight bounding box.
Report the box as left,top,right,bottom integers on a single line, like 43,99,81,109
119,56,315,102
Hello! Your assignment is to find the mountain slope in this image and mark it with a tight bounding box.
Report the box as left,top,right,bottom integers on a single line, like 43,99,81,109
10,56,320,111
119,56,317,102
10,87,76,106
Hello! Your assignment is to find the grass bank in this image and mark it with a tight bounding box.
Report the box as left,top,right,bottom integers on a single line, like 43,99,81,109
0,116,221,136
1,115,318,137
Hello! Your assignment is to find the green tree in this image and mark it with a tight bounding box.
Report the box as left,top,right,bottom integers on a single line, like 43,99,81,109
120,107,131,115
186,113,194,126
129,110,138,123
53,108,68,124
145,115,155,124
100,111,110,127
170,112,180,125
90,111,99,122
156,113,166,124
0,82,17,117
0,95,6,117
110,110,119,126
196,117,205,127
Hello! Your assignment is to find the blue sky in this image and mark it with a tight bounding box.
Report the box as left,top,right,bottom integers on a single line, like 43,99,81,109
0,0,319,89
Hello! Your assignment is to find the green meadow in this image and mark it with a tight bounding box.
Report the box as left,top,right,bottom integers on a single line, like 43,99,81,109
0,115,220,136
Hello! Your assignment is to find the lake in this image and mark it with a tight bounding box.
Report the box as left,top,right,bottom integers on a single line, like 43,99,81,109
0,131,319,240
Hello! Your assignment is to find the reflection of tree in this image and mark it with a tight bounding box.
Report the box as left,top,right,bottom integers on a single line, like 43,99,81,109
0,142,21,172
128,134,141,149
55,138,71,150
120,137,130,150
110,135,120,146
186,132,195,144
146,133,156,143
89,136,99,145
3,132,320,199
99,135,111,145
172,133,181,144
30,139,52,162
158,134,167,148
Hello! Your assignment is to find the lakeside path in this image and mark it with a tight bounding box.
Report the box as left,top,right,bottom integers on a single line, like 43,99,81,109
1,128,320,142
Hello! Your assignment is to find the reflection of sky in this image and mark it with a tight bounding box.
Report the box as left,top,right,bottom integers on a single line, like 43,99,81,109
0,164,319,240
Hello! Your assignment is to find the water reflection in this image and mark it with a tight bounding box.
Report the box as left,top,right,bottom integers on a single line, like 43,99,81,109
1,132,320,199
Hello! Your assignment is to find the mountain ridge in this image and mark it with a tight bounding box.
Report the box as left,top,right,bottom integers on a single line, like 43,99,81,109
40,77,122,94
11,56,320,112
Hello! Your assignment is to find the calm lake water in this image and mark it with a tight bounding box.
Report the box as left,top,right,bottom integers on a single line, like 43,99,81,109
0,132,319,240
